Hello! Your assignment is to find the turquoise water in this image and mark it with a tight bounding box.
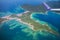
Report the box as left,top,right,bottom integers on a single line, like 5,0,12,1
0,8,60,40
31,11,60,40
0,11,60,40
32,11,60,30
0,20,58,40
0,0,60,40
0,19,58,40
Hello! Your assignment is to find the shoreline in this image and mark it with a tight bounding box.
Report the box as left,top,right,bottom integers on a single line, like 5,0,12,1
1,11,34,30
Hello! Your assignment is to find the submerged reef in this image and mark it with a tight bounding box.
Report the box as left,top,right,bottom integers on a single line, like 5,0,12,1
0,11,60,40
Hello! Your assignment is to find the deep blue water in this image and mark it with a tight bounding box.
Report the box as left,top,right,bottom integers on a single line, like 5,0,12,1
0,0,59,12
0,0,60,40
0,20,33,40
0,7,25,17
32,11,60,32
0,18,60,40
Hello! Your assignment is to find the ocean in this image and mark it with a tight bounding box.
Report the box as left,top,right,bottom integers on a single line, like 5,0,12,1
0,0,60,40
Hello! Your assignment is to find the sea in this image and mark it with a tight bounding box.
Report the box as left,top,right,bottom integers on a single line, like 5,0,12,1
0,0,60,40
